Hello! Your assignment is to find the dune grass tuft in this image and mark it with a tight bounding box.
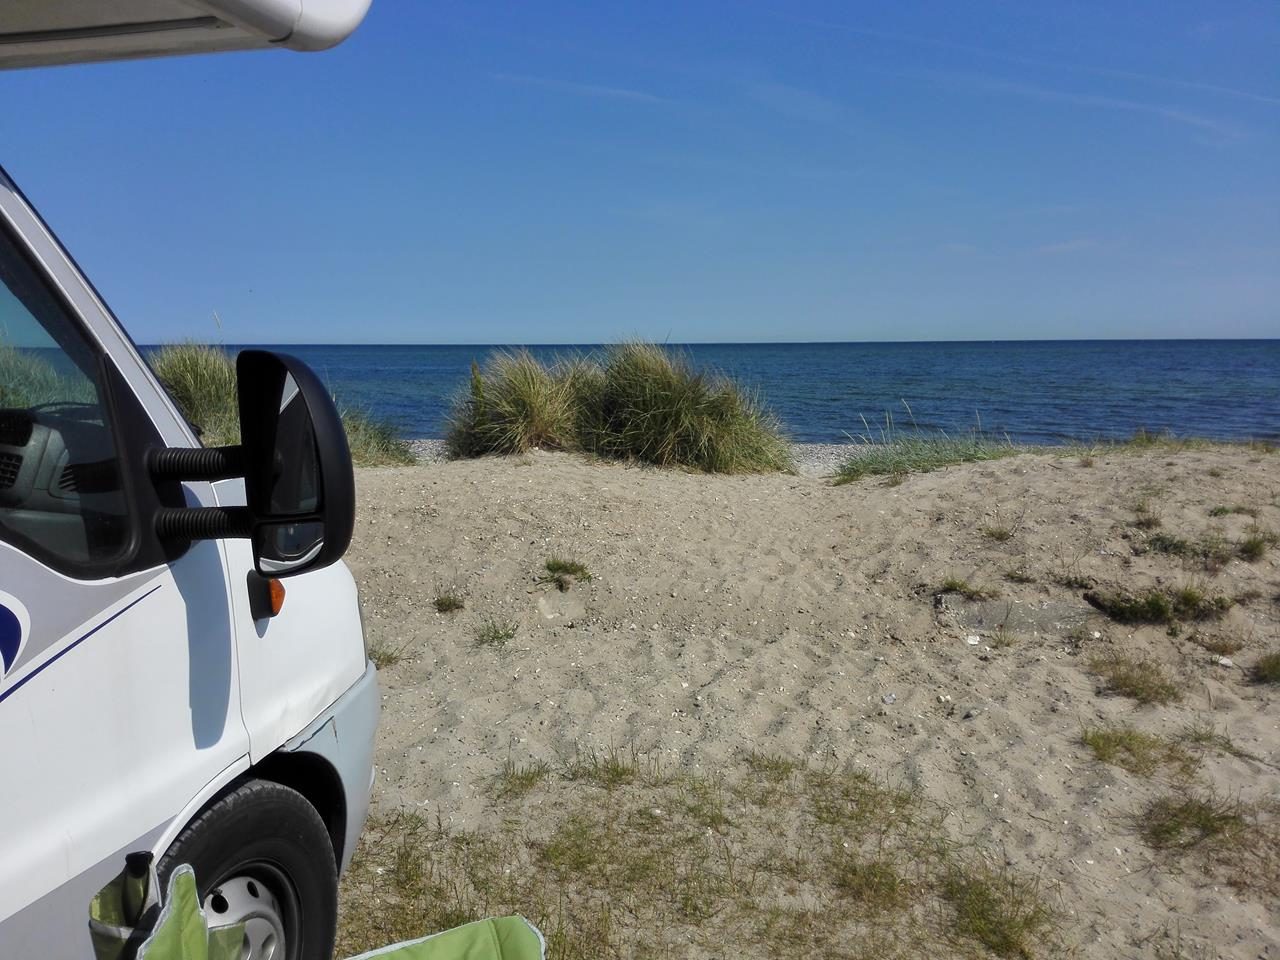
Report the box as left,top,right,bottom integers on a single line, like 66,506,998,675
1084,586,1231,625
1237,528,1276,562
575,342,792,473
367,636,414,669
445,352,576,457
1089,655,1181,705
942,864,1054,959
491,759,554,801
538,556,593,592
0,343,91,407
1209,504,1258,518
1141,793,1247,851
337,407,416,466
940,576,999,601
1081,725,1195,777
433,594,465,613
475,618,518,647
1137,789,1280,897
149,342,413,465
1252,651,1280,685
445,343,792,474
834,413,1019,484
149,342,241,445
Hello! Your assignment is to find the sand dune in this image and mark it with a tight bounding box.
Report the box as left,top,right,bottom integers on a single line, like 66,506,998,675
347,446,1279,957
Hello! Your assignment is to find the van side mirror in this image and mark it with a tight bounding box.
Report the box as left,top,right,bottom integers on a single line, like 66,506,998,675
149,350,356,578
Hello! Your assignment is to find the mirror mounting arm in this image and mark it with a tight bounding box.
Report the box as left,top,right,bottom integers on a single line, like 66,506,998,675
147,446,246,483
154,506,253,542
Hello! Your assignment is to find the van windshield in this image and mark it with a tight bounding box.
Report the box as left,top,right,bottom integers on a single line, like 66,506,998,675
0,227,130,569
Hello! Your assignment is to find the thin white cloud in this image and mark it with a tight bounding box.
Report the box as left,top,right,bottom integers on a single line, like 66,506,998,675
745,81,847,126
1035,239,1096,255
934,71,1242,139
786,17,1280,107
493,73,665,104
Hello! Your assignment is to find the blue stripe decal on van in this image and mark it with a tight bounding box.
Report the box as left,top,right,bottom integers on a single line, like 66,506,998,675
0,584,163,706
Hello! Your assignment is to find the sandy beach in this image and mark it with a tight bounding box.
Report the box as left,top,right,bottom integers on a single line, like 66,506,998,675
342,445,1279,958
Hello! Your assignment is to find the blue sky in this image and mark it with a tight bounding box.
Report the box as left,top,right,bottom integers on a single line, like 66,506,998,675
2,1,1277,344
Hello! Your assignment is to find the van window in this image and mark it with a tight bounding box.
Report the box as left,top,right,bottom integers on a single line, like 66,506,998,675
0,227,130,568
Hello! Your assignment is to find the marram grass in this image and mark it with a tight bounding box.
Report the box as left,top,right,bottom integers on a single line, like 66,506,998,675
834,406,1018,484
0,343,93,408
149,343,413,466
446,342,793,474
149,343,240,447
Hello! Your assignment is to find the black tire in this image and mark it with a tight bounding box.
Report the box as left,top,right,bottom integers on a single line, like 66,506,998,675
157,779,338,960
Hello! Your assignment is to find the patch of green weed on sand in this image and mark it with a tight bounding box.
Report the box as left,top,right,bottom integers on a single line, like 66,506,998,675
1082,725,1195,777
940,577,999,601
475,619,518,647
338,753,1059,960
1089,655,1182,705
539,557,593,592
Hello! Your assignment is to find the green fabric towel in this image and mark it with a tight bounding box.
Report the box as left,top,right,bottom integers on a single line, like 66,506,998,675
90,855,543,960
344,916,545,960
89,861,244,960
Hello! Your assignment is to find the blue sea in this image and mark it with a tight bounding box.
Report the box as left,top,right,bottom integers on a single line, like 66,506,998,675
207,341,1279,445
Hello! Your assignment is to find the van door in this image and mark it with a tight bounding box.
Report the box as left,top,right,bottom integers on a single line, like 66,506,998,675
0,197,250,957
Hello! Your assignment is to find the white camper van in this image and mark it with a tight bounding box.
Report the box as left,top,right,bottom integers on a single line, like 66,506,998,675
0,4,378,958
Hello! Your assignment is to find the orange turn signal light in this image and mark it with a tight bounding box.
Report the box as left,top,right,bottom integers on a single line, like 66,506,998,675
268,578,286,617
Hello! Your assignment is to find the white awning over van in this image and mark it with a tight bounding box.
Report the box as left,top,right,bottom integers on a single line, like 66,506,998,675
0,0,371,69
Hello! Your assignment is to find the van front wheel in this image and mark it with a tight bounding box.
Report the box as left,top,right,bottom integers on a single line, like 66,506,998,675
157,779,338,960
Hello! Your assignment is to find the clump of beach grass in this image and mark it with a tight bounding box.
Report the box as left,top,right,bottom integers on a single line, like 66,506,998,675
1252,651,1280,685
1179,719,1257,762
433,594,465,613
833,405,1019,484
576,342,793,473
940,576,999,601
1114,429,1212,453
562,745,658,791
1084,586,1232,625
1209,504,1258,518
941,864,1054,959
538,557,592,592
1089,655,1182,705
150,343,241,446
1140,532,1234,572
0,343,90,407
445,343,792,474
338,751,1058,960
1137,790,1280,898
150,342,413,465
1237,528,1276,562
367,636,414,669
1081,724,1196,778
1132,498,1163,530
445,352,576,457
491,759,554,801
337,407,417,466
475,618,518,647
742,749,801,784
1141,792,1248,852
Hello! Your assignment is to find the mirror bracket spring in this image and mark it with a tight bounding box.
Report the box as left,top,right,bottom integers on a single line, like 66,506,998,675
147,446,246,482
155,506,252,541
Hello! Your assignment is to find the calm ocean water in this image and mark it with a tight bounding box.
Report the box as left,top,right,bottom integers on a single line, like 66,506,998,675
199,341,1279,445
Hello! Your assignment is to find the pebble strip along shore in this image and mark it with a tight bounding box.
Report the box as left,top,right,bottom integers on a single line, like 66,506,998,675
407,439,860,478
